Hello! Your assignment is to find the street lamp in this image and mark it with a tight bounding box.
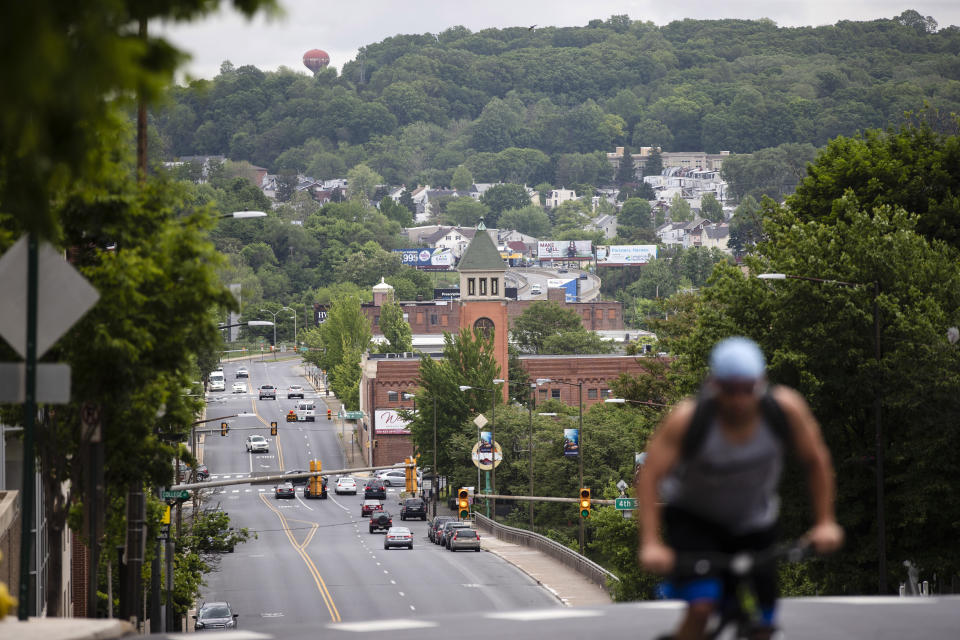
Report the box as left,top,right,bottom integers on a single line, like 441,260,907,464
282,306,297,347
504,381,538,528
403,392,439,518
758,271,885,592
536,377,586,554
259,308,283,358
459,379,504,519
220,210,267,219
604,398,672,408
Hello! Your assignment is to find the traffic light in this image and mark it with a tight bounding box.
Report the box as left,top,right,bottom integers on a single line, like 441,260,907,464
579,488,591,519
220,422,228,437
404,457,418,493
270,421,278,436
308,459,321,496
457,488,470,520
327,408,332,421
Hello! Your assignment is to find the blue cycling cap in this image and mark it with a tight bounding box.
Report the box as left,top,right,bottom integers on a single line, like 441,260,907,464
709,337,765,380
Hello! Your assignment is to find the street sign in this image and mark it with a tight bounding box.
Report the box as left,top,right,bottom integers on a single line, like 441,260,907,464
614,497,637,510
473,414,488,429
162,490,189,501
0,236,99,359
616,480,629,492
344,411,363,420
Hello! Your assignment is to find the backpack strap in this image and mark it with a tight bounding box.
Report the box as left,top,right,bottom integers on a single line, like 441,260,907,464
759,388,793,453
681,389,716,460
681,387,793,460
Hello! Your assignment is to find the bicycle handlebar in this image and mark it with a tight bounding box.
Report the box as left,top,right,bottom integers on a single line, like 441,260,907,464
672,539,813,579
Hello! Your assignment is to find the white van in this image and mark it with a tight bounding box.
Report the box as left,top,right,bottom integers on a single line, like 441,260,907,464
296,400,316,422
208,371,225,392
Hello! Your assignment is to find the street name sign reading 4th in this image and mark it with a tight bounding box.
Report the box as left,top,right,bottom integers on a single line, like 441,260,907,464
614,497,637,510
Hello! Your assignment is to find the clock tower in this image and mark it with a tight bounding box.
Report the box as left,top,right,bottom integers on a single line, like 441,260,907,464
458,222,509,394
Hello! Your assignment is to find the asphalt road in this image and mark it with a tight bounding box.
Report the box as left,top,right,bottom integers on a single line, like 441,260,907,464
157,595,960,639
195,357,558,633
508,267,598,301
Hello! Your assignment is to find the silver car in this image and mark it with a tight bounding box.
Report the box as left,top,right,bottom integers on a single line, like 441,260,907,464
384,526,413,550
258,384,276,400
448,528,481,552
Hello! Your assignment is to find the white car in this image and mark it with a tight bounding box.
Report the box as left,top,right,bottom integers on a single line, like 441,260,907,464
335,477,357,495
231,382,246,393
246,435,269,453
236,368,249,378
287,385,305,399
379,470,406,487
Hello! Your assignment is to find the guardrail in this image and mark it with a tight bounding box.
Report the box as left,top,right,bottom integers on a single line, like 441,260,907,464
472,513,619,593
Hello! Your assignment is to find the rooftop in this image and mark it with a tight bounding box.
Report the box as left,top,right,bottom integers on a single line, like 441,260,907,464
458,221,506,272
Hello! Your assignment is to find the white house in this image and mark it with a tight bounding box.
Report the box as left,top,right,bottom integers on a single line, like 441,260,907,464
546,188,578,209
586,214,618,239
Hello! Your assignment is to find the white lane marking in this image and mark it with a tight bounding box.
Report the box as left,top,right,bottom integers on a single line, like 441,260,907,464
329,620,436,632
631,601,685,610
390,580,396,585
231,490,240,493
258,488,266,492
805,597,942,605
295,492,314,512
398,591,404,597
376,562,381,566
409,605,415,611
383,570,388,574
487,609,605,621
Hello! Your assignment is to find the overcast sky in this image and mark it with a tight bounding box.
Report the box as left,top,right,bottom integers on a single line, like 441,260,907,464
158,1,960,80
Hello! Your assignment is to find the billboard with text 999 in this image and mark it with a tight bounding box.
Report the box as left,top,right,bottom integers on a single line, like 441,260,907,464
393,248,454,270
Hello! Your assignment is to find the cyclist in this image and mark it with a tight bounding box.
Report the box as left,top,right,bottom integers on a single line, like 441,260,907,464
637,337,844,640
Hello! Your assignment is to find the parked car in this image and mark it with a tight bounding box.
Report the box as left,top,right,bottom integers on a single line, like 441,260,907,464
363,479,387,500
428,516,453,543
232,382,246,393
258,384,276,400
438,521,471,547
449,528,481,552
399,498,427,521
335,476,357,495
384,527,414,550
579,272,588,280
369,512,393,534
379,470,406,487
235,368,248,378
194,601,238,631
245,435,268,453
274,482,295,499
287,385,305,399
361,499,383,517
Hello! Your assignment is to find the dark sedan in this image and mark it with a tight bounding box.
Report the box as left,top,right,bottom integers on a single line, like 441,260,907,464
274,482,295,499
363,478,387,500
428,516,453,543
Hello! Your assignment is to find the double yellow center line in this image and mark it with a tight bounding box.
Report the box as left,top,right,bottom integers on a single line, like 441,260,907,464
251,397,285,470
259,493,340,621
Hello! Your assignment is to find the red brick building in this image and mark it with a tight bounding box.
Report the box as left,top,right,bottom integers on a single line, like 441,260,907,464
355,224,649,468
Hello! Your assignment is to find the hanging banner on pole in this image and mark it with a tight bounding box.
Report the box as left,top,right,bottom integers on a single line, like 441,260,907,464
563,428,580,458
472,431,502,470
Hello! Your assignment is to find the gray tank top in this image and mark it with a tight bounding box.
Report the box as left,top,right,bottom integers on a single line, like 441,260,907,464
660,417,784,534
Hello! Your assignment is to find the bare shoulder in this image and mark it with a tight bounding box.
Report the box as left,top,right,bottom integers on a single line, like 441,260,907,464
657,397,697,443
770,385,812,416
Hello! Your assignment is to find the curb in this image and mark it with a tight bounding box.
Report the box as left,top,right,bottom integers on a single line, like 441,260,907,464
481,543,568,607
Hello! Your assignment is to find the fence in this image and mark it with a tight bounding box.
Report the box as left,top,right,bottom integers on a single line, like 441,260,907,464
472,513,619,593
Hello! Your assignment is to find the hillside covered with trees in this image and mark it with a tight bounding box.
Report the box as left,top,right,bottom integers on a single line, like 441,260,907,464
153,11,960,189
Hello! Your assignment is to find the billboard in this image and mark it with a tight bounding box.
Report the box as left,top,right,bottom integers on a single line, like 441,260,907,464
537,240,593,260
596,245,658,266
393,248,454,270
563,428,580,458
375,409,411,435
547,278,578,302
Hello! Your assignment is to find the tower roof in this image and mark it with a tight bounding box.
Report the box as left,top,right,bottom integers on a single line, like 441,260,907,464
458,223,505,272
372,277,394,292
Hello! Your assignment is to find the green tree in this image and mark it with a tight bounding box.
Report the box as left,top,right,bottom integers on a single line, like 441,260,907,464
498,205,552,237
615,145,635,186
480,183,532,228
317,294,372,403
399,186,416,214
444,197,490,227
788,121,960,250
727,195,764,257
669,193,693,222
676,198,960,594
700,193,723,220
451,165,474,192
619,198,653,230
512,301,587,354
376,298,413,354
379,196,414,227
643,147,663,176
541,329,615,354
347,163,383,203
275,171,298,203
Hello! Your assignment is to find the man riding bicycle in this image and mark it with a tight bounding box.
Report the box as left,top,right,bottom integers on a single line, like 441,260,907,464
637,337,844,640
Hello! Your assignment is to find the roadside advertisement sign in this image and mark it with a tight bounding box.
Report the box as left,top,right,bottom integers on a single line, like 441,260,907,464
596,245,658,266
375,409,410,434
563,428,580,458
472,431,503,470
546,278,578,302
393,248,454,270
537,240,593,260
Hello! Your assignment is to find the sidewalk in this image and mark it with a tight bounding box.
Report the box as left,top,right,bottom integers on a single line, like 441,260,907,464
296,364,365,469
0,617,133,640
480,533,613,607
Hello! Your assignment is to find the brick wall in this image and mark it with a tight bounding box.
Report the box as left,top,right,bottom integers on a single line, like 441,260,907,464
506,300,623,331
520,355,654,408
